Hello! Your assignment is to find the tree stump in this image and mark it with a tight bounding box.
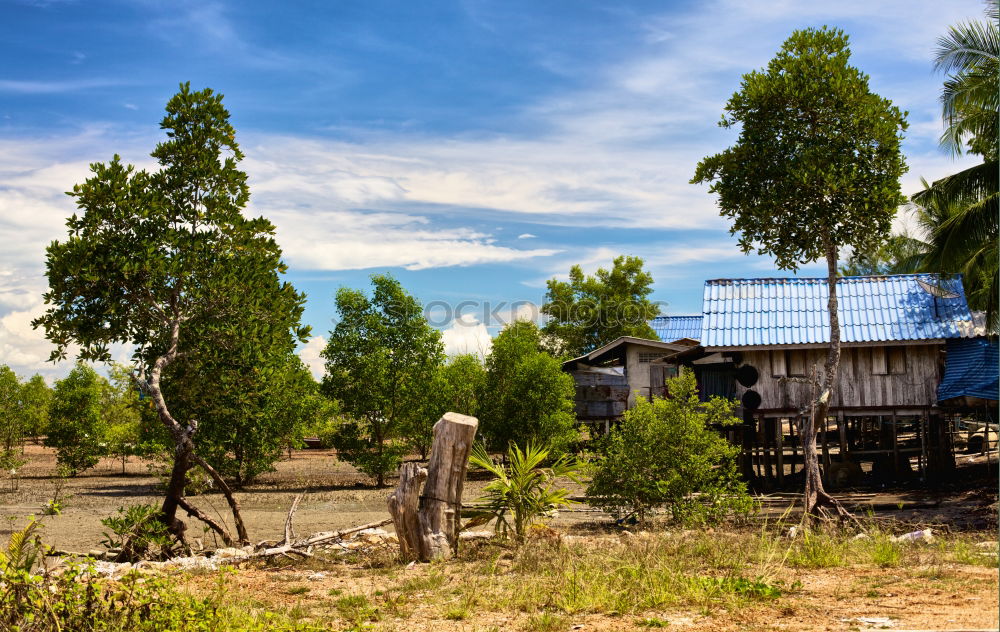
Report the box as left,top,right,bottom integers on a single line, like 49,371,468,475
387,412,478,561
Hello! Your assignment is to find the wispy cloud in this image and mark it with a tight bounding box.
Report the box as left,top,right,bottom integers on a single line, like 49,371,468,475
0,78,123,94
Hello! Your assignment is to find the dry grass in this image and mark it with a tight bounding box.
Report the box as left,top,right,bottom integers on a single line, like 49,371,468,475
172,524,998,631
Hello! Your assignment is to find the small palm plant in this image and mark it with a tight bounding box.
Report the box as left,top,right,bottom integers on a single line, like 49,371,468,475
468,442,582,541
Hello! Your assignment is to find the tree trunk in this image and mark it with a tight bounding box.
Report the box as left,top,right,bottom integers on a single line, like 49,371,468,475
387,412,478,561
143,315,250,544
801,241,854,523
161,440,192,538
388,462,427,560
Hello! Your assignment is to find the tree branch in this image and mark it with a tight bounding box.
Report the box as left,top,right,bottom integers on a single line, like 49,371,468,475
177,497,235,547
190,452,250,544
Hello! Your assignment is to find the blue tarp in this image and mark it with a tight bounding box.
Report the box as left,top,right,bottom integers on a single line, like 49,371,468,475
938,337,999,402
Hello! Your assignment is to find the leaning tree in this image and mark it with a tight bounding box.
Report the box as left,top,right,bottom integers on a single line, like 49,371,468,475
33,83,309,545
692,27,908,520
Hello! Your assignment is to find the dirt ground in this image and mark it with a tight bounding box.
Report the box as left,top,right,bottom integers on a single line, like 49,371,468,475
3,445,999,631
3,444,996,552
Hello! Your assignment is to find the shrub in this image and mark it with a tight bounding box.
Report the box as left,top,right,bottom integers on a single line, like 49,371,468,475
100,504,176,562
587,371,752,525
469,442,582,540
330,418,408,485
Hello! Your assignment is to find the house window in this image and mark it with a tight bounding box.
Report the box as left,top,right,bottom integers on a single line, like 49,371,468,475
888,346,906,374
638,352,663,363
771,351,786,377
787,350,807,377
872,347,888,375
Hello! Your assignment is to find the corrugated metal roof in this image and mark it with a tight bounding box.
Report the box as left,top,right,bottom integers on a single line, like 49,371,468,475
938,338,999,402
702,274,977,348
650,315,703,342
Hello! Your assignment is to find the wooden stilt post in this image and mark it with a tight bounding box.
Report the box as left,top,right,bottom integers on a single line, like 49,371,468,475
838,412,848,460
776,417,784,486
790,416,799,478
919,411,928,480
388,412,478,562
891,410,899,478
821,414,831,473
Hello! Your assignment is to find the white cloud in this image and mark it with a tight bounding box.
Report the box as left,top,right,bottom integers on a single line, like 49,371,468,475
517,233,537,239
440,316,493,359
297,336,327,380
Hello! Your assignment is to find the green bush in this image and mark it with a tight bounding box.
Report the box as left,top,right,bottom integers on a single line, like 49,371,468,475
100,504,176,562
330,418,408,485
469,442,582,540
587,371,753,525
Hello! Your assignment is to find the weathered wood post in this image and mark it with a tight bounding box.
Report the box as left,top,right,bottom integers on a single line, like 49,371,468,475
388,412,478,562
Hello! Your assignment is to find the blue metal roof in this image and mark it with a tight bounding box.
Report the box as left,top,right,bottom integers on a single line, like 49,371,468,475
650,315,703,342
938,337,999,402
702,274,976,348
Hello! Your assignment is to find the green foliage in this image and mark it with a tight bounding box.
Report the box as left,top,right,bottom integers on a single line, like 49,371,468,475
406,353,487,456
0,518,44,575
100,504,176,562
0,561,325,631
587,371,751,525
163,353,326,486
329,417,408,483
0,366,27,474
102,364,149,474
469,442,581,540
839,233,926,276
45,363,107,475
321,274,444,485
541,255,660,357
478,321,578,454
912,2,999,328
20,374,52,440
692,27,908,271
787,530,845,568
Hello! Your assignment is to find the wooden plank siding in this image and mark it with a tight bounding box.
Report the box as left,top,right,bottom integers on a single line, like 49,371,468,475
737,345,942,413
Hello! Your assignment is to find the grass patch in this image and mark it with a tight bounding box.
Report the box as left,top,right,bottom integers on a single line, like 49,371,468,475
787,530,844,568
523,611,567,632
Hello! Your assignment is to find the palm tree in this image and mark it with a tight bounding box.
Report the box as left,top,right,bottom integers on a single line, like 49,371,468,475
913,0,998,327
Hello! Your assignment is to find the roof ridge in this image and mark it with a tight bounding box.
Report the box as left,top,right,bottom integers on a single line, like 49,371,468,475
705,272,957,284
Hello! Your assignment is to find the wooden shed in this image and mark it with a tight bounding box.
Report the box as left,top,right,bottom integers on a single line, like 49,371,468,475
562,335,695,431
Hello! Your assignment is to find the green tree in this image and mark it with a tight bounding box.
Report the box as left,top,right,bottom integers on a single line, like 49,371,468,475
0,366,26,469
321,275,444,486
405,354,487,458
692,27,907,520
912,0,998,327
102,364,146,475
46,363,107,475
33,83,308,545
478,321,578,454
20,375,52,442
587,371,751,525
542,255,660,357
159,350,323,486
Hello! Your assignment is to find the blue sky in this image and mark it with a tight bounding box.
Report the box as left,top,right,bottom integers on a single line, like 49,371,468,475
0,0,986,379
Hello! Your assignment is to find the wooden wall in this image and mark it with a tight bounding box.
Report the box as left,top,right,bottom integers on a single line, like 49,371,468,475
738,344,943,412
